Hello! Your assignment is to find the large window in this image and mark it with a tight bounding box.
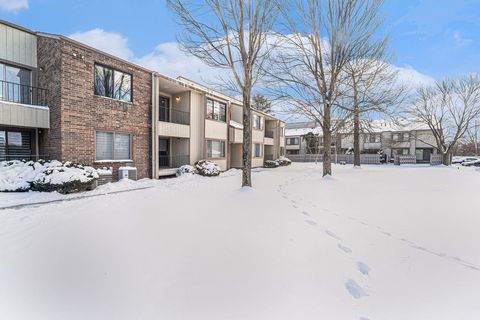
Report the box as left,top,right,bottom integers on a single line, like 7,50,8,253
96,131,132,161
253,114,264,130
207,140,225,158
253,143,263,157
366,134,381,143
0,63,32,104
206,98,226,122
94,64,132,102
287,137,299,145
393,132,410,142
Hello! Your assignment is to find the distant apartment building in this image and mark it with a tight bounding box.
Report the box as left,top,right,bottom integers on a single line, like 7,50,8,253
0,20,285,179
285,120,438,163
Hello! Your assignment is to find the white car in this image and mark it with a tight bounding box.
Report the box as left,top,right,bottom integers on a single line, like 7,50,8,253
453,156,479,164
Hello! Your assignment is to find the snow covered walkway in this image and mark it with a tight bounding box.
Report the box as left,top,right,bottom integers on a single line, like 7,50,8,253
0,164,479,320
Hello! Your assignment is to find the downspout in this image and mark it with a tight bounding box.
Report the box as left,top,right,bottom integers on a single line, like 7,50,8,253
151,72,157,179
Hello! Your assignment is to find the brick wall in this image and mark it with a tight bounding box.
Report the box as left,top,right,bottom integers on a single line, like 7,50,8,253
37,36,152,179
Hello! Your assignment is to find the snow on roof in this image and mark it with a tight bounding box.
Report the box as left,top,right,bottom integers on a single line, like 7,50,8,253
285,118,431,137
229,120,244,129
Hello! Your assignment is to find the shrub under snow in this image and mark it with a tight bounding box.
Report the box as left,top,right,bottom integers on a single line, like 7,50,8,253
194,160,221,177
264,160,280,168
276,157,292,166
0,160,99,194
176,165,196,177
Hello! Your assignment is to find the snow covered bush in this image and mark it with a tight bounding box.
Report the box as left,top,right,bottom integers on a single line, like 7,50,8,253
0,160,99,194
176,165,196,177
194,160,221,177
276,157,292,166
264,160,280,168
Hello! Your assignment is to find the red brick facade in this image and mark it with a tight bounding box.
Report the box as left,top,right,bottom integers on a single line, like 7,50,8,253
37,36,152,179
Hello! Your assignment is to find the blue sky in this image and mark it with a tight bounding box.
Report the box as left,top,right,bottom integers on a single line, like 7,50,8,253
1,0,479,81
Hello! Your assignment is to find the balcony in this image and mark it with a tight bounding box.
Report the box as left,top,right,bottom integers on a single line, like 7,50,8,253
265,130,274,138
157,107,190,139
0,80,48,107
0,80,50,129
159,154,190,168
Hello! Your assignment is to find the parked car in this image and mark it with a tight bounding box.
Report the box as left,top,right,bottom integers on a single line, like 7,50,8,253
453,156,479,164
462,159,480,167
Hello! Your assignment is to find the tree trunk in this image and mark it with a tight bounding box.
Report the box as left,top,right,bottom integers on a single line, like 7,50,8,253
353,104,361,167
442,152,451,166
322,104,332,176
242,88,252,187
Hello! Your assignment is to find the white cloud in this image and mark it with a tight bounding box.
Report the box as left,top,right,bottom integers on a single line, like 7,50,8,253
68,29,134,60
394,65,436,89
452,31,473,47
136,42,223,84
0,0,28,12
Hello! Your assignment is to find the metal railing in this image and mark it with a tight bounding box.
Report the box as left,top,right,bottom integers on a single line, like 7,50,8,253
159,106,190,125
159,154,190,168
0,154,50,162
0,80,48,106
265,130,274,138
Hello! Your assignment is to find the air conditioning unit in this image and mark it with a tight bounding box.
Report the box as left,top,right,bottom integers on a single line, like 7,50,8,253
118,166,138,181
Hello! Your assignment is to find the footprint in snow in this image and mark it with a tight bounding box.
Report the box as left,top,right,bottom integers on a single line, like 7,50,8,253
357,262,371,276
337,243,352,254
325,230,342,240
302,211,311,217
305,220,318,226
382,231,392,236
345,279,368,299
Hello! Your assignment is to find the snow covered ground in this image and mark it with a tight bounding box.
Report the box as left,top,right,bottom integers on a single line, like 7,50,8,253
0,164,479,320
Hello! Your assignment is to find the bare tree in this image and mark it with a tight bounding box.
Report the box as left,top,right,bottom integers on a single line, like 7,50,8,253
269,0,386,176
410,75,480,165
339,40,406,167
252,94,272,113
167,0,280,187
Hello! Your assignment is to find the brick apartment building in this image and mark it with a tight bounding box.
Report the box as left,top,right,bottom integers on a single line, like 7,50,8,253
0,20,286,180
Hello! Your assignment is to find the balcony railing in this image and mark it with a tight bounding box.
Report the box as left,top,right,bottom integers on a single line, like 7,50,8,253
265,154,274,161
0,80,48,107
159,154,190,168
0,154,50,162
159,107,190,125
265,130,274,139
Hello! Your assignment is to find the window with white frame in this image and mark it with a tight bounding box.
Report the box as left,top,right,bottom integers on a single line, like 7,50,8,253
253,114,264,130
207,140,225,158
206,98,227,122
96,131,132,161
367,134,381,143
286,137,299,145
253,143,263,157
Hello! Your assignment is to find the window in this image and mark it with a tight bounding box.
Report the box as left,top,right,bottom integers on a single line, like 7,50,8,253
287,150,299,155
96,131,132,161
0,63,32,104
280,147,285,156
281,127,285,137
207,140,225,158
94,64,132,102
253,143,263,157
287,137,299,145
367,134,380,143
393,132,409,142
253,114,264,130
206,98,226,122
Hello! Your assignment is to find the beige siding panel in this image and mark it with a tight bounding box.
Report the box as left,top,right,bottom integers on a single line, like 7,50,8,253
212,159,227,171
229,127,243,143
0,22,37,68
190,91,205,163
205,120,228,140
286,145,300,150
157,122,190,138
0,102,49,128
264,137,274,146
252,157,264,168
252,129,264,143
231,104,243,123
